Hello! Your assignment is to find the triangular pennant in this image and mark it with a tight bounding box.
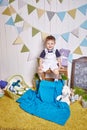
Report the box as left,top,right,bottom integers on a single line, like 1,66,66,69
61,32,70,42
37,9,45,18
16,26,23,34
78,4,87,15
2,7,11,16
23,21,31,31
0,0,8,6
27,4,36,14
41,32,49,41
21,45,29,53
36,0,39,3
57,11,66,21
0,0,2,4
6,17,14,26
73,47,82,55
80,20,87,30
71,28,79,38
59,0,63,3
9,0,15,4
80,39,87,47
15,21,24,28
15,14,23,23
47,11,55,21
18,0,26,9
9,5,16,15
32,27,40,37
13,36,24,45
68,9,76,19
68,53,73,63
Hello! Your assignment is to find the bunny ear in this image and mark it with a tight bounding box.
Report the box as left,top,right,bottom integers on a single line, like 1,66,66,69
68,89,71,96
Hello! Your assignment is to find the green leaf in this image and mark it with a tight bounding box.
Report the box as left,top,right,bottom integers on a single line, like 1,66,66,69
61,74,68,80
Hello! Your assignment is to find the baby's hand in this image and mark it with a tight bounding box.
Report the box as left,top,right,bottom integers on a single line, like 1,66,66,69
39,65,43,70
60,66,64,69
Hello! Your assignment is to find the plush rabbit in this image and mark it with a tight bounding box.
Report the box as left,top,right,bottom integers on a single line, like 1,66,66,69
56,85,71,105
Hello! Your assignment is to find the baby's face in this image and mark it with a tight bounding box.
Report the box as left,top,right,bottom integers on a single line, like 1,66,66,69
45,40,55,50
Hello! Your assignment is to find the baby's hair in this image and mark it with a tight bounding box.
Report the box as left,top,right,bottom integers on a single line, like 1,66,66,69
45,35,56,44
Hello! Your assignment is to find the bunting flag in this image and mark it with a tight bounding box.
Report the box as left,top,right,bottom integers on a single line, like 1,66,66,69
71,28,79,38
80,20,87,30
9,6,16,15
2,7,11,16
36,0,39,3
0,0,2,3
68,9,76,19
37,9,45,18
18,0,26,9
9,0,15,4
78,4,87,15
61,32,70,42
32,27,40,37
16,26,23,34
27,4,36,14
0,0,8,6
80,38,87,47
23,21,31,31
73,47,82,55
13,36,24,45
59,0,63,3
68,53,73,63
47,11,55,21
41,32,49,40
6,17,14,26
21,44,29,53
56,11,66,21
15,14,23,23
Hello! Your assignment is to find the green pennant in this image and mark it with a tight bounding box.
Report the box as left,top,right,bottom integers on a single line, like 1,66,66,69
36,0,39,3
21,45,29,53
27,4,36,14
15,14,23,23
59,0,63,3
32,27,39,37
9,0,15,4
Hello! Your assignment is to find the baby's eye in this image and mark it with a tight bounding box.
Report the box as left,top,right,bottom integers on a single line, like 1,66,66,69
47,43,50,45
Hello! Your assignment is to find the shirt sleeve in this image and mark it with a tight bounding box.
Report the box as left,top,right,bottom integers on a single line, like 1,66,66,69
40,50,46,58
55,49,61,58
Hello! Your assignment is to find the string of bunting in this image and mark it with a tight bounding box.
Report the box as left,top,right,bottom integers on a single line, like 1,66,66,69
1,0,87,58
1,0,87,21
5,13,87,42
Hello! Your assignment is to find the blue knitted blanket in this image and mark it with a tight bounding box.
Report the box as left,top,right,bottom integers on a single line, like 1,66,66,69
17,80,70,125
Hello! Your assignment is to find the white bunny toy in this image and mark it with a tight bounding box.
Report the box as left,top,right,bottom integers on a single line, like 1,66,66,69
56,85,71,105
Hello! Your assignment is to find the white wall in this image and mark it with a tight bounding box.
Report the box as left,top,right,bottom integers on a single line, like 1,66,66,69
0,0,87,86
